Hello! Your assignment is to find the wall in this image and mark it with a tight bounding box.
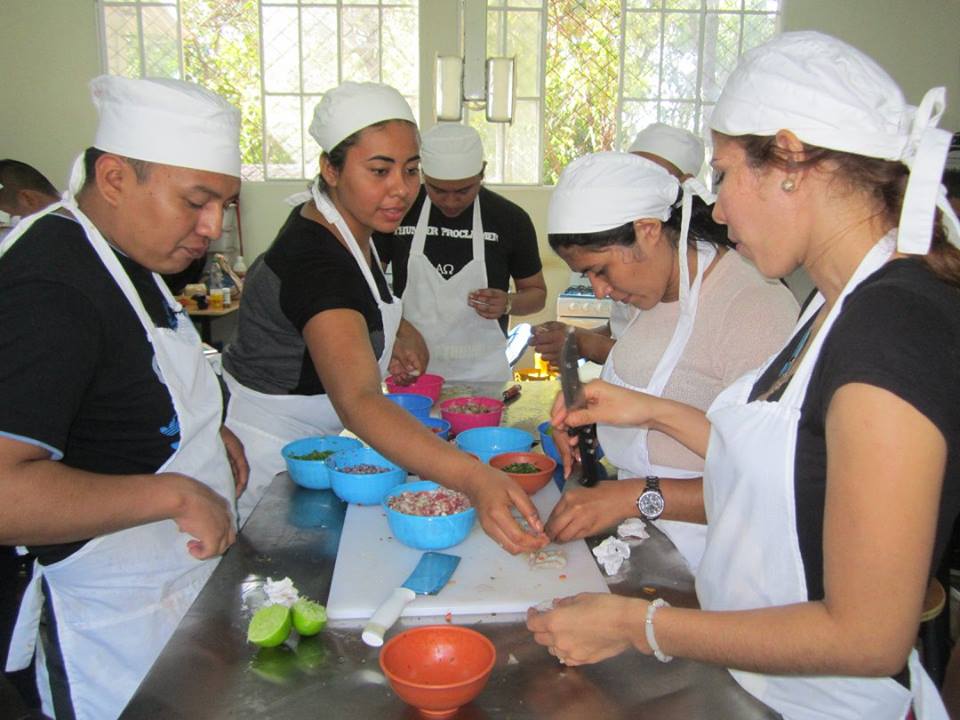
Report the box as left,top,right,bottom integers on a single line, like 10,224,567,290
1,0,957,335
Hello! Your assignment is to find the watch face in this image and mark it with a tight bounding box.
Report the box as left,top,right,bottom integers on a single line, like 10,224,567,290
638,491,664,519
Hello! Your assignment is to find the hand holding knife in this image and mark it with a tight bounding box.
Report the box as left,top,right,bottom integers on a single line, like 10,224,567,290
558,328,601,487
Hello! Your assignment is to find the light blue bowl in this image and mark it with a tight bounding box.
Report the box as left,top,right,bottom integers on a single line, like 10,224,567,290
383,480,476,550
538,421,566,489
327,447,406,505
455,426,534,464
385,392,433,419
282,435,364,490
419,416,452,440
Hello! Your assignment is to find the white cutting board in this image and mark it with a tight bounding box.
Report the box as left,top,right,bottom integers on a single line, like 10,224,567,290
326,481,609,620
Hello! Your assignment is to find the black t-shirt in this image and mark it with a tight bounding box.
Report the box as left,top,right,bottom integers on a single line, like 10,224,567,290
222,205,394,395
0,215,180,563
749,258,960,601
373,186,542,333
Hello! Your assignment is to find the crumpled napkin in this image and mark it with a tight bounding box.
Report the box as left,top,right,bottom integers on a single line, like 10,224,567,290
617,517,649,540
263,576,300,607
592,536,631,575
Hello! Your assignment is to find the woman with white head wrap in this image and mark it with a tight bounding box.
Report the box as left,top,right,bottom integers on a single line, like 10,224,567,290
222,82,546,554
539,151,796,574
529,32,959,719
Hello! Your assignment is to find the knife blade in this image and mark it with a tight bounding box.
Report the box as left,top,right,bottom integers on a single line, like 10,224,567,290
559,328,601,487
361,551,460,647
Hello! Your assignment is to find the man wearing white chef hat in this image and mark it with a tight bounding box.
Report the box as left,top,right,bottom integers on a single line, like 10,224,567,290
374,123,546,382
530,122,708,365
0,75,248,720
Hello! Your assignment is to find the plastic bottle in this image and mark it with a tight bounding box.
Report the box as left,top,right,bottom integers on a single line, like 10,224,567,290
233,255,248,278
208,263,224,310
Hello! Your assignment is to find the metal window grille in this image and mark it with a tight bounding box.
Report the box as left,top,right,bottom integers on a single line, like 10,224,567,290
97,0,419,182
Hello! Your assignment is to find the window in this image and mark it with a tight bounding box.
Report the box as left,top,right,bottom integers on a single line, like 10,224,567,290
97,0,419,181
469,0,781,184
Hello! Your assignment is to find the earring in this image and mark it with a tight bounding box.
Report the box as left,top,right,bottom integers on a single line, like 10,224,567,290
781,178,796,192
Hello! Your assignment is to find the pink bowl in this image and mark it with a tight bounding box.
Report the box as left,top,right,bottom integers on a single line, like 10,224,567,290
439,396,504,436
385,373,445,404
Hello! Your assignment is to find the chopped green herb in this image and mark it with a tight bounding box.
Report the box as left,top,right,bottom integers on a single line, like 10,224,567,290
503,462,540,474
290,450,335,461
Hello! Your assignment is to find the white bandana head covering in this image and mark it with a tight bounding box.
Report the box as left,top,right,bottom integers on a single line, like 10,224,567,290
308,81,416,154
710,30,960,255
628,123,705,178
420,124,485,180
67,75,241,196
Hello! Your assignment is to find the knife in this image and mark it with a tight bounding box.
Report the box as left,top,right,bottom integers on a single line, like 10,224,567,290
559,328,601,487
361,551,460,647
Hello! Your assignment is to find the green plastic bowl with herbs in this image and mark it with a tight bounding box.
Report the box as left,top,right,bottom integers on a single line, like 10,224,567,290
282,435,363,490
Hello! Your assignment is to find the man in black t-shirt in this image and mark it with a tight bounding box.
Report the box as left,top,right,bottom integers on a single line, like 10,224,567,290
374,124,546,381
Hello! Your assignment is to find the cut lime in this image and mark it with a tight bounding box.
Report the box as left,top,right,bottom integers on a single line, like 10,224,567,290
247,604,292,647
292,599,327,636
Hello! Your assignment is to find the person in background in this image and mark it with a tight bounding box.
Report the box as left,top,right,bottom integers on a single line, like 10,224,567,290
374,123,546,382
223,82,547,552
530,123,706,365
0,75,248,720
0,160,60,240
530,31,960,720
541,151,797,571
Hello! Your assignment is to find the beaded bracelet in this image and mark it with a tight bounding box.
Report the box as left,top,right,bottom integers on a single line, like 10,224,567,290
644,598,673,663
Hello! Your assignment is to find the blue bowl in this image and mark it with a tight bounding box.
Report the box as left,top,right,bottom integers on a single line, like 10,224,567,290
327,447,406,505
385,392,433,419
282,435,364,490
455,426,534,464
419,416,452,440
538,421,566,489
383,480,476,550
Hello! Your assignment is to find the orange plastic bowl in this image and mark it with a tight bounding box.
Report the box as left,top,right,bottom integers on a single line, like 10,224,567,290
489,451,557,495
380,625,496,719
385,373,445,404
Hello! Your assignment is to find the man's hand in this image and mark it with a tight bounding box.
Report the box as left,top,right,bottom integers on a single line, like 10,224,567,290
165,473,237,559
529,321,569,365
220,425,249,498
467,287,510,319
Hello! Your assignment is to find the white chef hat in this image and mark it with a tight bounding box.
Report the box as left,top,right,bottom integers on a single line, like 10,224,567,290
628,123,705,178
710,31,960,255
420,124,485,180
548,152,680,235
309,82,416,153
91,75,241,177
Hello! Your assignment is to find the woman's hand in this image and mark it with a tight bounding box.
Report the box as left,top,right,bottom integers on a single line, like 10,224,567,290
527,593,645,666
551,380,662,431
545,481,636,543
389,319,429,383
219,425,249,499
461,464,550,554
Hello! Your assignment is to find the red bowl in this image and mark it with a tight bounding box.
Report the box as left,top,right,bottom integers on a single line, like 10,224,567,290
380,625,496,719
489,451,556,495
385,373,445,404
439,396,504,436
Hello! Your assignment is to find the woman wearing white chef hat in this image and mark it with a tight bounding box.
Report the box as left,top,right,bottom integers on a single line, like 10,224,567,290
222,82,547,553
1,75,244,720
530,31,960,720
540,151,796,572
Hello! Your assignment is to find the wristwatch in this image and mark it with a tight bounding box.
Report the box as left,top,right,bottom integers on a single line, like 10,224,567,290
637,476,664,521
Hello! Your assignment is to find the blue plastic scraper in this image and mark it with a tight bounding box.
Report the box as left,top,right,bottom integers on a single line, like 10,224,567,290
362,551,461,647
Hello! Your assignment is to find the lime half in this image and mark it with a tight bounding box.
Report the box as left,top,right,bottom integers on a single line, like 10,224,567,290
292,599,327,636
247,604,292,647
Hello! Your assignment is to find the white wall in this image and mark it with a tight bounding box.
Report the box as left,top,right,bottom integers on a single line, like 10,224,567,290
1,0,957,331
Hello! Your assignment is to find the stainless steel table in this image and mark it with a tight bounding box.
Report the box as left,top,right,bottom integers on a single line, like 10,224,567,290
121,381,778,719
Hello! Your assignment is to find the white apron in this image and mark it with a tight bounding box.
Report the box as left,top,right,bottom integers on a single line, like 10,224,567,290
227,185,402,525
598,241,716,572
2,201,235,720
698,233,947,720
401,195,512,382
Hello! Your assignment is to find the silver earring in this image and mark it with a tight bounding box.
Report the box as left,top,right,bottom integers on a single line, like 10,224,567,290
781,178,796,192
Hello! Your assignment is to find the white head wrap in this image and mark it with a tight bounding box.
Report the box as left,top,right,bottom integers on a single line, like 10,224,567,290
710,31,960,255
308,81,416,153
67,75,241,196
421,124,485,180
628,123,705,178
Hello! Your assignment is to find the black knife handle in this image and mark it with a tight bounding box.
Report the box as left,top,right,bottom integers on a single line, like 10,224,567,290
567,424,600,487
